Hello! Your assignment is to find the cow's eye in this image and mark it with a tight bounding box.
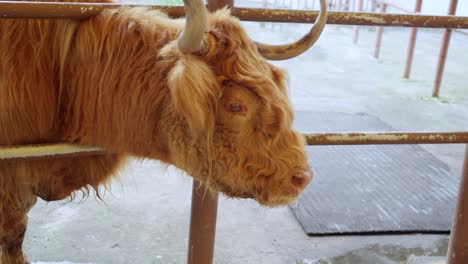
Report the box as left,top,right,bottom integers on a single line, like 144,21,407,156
229,103,242,112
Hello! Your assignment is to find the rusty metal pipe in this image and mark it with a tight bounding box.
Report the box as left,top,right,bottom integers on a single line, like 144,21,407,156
304,132,468,146
403,0,423,79
447,146,468,264
0,144,105,160
337,0,342,11
374,3,387,59
433,0,459,97
352,0,363,44
433,29,453,97
403,26,420,78
381,0,413,14
1,2,468,29
2,132,468,160
186,1,227,262
187,181,219,264
0,1,130,19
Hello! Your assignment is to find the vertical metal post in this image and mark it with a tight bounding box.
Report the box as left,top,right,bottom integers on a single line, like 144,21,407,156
353,0,364,44
187,181,219,264
403,0,423,79
433,0,458,97
370,0,377,13
373,2,387,59
448,146,468,264
185,0,228,260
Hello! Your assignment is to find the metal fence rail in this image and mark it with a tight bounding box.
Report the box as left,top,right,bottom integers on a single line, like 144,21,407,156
1,1,468,29
2,132,468,160
0,143,104,160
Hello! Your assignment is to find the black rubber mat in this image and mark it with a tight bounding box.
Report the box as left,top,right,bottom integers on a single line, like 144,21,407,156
290,112,458,235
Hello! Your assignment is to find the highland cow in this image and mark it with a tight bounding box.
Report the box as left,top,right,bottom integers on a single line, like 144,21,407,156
0,0,327,262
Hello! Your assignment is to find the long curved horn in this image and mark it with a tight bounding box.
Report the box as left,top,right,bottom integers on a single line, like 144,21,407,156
256,0,328,60
177,0,207,54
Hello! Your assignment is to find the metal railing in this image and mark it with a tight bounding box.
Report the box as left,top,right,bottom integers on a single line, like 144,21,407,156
1,1,468,28
2,132,468,159
351,0,466,97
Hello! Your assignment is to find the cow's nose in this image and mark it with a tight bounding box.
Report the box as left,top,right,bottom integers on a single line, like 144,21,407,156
290,168,313,192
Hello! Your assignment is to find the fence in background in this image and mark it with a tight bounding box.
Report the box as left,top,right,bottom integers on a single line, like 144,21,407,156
258,0,467,97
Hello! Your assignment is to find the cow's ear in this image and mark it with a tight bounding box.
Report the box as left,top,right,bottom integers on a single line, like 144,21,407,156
167,57,220,131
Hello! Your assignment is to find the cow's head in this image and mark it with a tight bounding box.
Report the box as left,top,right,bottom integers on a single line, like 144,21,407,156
162,0,327,206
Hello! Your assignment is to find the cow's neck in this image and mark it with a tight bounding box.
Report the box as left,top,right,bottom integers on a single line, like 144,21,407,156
60,8,182,162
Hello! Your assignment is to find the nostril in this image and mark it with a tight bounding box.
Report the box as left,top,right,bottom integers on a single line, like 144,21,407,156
291,170,312,188
291,175,306,187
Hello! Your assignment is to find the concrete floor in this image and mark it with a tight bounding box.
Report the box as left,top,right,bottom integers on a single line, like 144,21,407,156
27,22,468,264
